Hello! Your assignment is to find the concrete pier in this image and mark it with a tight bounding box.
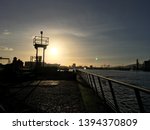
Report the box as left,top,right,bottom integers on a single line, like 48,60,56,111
0,78,113,113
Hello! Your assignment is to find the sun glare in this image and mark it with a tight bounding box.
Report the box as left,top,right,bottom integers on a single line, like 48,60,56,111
50,47,58,55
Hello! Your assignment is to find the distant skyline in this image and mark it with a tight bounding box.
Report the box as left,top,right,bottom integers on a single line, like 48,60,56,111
0,0,150,66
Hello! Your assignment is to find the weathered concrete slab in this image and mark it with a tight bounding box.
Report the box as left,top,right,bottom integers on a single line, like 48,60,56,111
1,80,114,113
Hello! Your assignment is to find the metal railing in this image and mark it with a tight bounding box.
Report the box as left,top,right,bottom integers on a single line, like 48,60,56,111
77,70,150,112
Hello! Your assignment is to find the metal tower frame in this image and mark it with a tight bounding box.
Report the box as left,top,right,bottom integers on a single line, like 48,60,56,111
33,31,49,67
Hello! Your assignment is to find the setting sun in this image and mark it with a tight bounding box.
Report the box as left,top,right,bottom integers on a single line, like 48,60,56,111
50,47,58,55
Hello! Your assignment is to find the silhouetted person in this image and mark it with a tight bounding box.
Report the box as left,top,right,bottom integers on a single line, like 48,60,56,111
12,57,18,73
12,57,23,74
17,59,23,70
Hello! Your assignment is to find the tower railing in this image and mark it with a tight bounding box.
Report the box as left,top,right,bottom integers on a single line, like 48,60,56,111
33,36,49,46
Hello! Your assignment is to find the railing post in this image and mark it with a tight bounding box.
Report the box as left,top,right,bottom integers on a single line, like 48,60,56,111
88,74,93,88
84,72,86,81
134,89,145,112
92,75,98,94
108,80,120,112
86,73,89,84
90,75,95,91
90,74,95,89
87,74,90,85
97,77,106,102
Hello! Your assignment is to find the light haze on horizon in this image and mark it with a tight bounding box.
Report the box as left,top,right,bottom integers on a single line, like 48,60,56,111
0,0,150,66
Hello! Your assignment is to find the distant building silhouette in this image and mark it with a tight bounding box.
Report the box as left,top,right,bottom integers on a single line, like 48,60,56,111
136,59,139,70
143,60,150,71
90,65,93,69
25,61,36,69
72,63,76,72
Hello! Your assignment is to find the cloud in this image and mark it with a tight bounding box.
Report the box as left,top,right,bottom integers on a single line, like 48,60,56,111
50,28,89,38
3,30,11,35
0,46,14,51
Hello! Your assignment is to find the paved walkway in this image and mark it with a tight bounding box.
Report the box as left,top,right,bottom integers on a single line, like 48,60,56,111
1,80,114,113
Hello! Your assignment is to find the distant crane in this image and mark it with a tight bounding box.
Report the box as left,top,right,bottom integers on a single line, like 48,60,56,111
0,57,11,64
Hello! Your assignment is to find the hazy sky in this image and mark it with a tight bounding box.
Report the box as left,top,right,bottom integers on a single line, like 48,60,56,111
0,0,150,66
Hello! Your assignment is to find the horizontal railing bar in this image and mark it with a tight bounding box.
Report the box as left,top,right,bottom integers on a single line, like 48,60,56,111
77,70,150,94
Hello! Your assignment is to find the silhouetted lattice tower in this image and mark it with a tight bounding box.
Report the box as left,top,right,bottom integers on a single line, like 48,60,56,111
33,31,49,67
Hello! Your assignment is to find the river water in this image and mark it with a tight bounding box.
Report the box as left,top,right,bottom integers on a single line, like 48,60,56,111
84,69,150,89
